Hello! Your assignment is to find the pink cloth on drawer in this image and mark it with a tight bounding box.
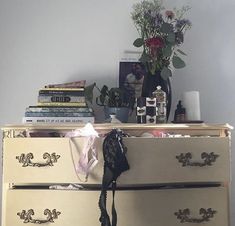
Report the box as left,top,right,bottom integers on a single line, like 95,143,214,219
65,123,99,181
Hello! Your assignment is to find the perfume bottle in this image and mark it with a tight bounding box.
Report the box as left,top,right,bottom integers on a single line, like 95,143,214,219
152,86,166,123
174,100,186,122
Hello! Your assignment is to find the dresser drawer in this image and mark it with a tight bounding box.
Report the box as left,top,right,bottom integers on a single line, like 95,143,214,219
5,187,228,226
120,137,230,184
3,138,84,184
3,137,229,184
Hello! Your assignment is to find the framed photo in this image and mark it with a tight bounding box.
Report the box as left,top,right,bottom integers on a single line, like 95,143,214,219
119,62,146,102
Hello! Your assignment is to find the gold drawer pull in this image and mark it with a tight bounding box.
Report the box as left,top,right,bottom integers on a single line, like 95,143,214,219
175,208,217,223
176,152,219,167
16,152,60,167
17,209,61,224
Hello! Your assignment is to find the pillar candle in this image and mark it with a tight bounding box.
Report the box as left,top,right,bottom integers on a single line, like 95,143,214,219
182,91,201,121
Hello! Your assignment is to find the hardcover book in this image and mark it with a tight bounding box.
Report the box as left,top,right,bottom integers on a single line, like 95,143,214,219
25,112,94,117
44,80,86,88
22,116,95,124
38,95,85,103
39,89,85,96
26,106,93,113
37,102,87,107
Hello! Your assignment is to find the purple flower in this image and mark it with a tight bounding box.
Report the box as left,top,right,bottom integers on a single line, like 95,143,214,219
175,19,192,30
155,13,163,27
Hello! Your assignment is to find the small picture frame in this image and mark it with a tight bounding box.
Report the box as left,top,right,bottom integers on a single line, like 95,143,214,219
119,62,146,102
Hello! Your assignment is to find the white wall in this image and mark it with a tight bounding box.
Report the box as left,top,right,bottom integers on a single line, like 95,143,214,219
0,0,235,224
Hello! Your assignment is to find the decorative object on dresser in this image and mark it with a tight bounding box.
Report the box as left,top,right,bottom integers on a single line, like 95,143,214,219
136,85,167,124
23,81,95,123
131,0,192,115
173,100,186,123
182,91,201,121
119,61,145,103
1,123,233,226
136,97,164,124
95,84,133,123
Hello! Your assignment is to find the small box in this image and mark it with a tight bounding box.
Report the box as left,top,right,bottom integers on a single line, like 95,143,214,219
136,97,166,123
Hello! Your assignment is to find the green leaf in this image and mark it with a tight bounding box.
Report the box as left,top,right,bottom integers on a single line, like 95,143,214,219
84,83,96,104
162,46,172,58
166,32,175,44
133,38,144,47
100,85,108,96
172,56,186,69
96,85,109,105
160,22,173,34
177,49,187,56
160,67,172,80
139,51,151,63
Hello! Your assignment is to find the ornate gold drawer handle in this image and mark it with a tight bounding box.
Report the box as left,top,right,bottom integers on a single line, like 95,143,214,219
16,152,60,167
17,209,61,224
175,208,217,223
176,152,219,167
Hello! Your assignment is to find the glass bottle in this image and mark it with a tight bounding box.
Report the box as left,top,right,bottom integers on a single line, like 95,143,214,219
152,86,166,123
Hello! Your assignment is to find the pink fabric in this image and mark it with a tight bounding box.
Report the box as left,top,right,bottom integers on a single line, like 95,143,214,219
65,123,99,181
76,135,98,176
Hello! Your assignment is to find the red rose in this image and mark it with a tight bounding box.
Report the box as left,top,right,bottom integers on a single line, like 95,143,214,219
145,37,164,58
145,37,164,48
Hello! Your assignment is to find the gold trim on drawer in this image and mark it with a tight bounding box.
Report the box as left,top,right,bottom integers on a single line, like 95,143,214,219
16,153,60,167
176,152,219,167
175,208,217,223
17,209,61,224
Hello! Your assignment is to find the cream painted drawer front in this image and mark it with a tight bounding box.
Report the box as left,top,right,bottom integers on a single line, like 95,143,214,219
4,137,229,184
120,137,230,184
5,187,228,226
4,138,84,184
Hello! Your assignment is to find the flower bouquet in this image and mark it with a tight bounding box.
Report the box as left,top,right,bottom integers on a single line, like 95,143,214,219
131,0,191,80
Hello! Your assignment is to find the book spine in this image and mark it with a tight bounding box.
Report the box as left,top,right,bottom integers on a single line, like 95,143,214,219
25,112,94,117
40,87,84,91
26,107,92,113
45,80,86,88
39,90,85,95
37,102,87,107
38,95,85,103
22,116,95,123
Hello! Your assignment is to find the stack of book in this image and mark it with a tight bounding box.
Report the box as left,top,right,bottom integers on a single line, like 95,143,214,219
22,81,95,124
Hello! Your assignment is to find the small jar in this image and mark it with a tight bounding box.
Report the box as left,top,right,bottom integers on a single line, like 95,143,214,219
152,86,167,123
152,86,166,103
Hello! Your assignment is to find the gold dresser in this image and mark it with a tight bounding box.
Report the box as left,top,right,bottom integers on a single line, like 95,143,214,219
1,123,232,226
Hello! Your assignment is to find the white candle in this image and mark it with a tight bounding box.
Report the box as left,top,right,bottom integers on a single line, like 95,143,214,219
182,91,201,121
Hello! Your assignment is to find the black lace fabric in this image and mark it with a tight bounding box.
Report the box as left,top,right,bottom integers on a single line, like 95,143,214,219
99,129,130,226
